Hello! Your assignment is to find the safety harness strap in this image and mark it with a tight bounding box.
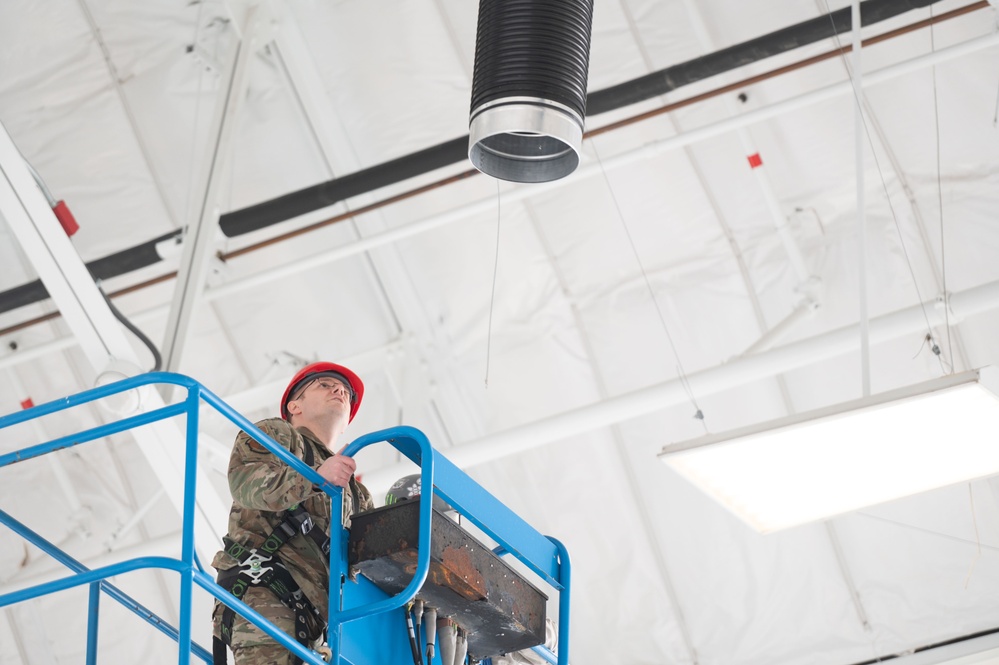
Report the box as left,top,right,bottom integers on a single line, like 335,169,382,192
214,504,331,665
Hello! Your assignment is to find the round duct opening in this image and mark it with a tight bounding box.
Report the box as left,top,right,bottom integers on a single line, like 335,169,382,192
469,98,583,183
468,0,594,183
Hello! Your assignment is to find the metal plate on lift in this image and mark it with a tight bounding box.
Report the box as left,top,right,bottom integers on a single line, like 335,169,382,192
348,499,548,660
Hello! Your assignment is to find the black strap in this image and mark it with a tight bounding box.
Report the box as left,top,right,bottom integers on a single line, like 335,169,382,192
212,636,228,665
283,504,331,558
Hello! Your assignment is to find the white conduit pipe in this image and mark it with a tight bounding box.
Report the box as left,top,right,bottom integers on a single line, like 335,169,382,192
0,32,995,374
363,279,999,493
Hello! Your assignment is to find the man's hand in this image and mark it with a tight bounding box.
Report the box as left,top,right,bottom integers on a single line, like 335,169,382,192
316,446,356,488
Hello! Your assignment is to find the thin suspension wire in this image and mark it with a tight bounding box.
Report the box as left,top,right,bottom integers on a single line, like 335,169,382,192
184,1,210,230
930,8,955,371
820,0,948,374
590,140,706,427
964,482,982,589
484,179,502,388
994,68,999,127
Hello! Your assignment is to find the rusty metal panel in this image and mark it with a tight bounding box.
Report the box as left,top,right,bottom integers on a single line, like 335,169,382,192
348,499,548,660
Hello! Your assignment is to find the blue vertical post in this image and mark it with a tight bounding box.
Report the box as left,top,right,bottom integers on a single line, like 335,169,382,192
178,385,200,665
86,582,100,665
549,537,571,665
328,485,345,665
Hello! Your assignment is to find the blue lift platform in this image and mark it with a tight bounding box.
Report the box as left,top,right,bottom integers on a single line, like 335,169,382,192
0,372,570,665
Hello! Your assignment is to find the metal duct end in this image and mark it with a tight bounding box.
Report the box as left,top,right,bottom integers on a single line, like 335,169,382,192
468,0,594,183
469,98,583,183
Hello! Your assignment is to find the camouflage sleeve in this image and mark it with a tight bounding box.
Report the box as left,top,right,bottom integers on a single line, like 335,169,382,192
228,419,317,512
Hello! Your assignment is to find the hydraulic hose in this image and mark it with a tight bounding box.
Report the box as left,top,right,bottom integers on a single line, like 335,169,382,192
406,604,423,665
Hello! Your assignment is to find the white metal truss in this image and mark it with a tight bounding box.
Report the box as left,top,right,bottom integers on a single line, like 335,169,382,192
0,119,227,564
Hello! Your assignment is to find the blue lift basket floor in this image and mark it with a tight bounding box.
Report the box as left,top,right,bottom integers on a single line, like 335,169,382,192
0,372,571,665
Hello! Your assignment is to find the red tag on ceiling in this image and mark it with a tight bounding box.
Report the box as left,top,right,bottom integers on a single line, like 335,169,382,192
20,397,34,410
747,153,763,169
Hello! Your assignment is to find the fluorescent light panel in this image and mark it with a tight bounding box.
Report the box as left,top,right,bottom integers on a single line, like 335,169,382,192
659,368,999,534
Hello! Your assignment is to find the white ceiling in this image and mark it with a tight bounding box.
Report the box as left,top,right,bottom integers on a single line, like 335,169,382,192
1,0,999,664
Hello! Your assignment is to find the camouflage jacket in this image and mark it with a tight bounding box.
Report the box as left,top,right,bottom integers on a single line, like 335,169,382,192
211,418,373,620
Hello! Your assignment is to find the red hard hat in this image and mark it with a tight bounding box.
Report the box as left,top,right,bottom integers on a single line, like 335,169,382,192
280,361,364,422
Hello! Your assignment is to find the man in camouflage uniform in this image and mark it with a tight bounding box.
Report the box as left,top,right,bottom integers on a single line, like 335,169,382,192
212,362,374,665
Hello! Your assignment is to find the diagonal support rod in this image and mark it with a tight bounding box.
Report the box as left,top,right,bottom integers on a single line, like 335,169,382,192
161,5,261,374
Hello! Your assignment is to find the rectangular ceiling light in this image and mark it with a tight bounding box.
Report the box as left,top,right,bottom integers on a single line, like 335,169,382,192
658,367,999,534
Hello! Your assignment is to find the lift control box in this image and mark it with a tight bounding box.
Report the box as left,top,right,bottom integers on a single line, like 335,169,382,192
348,498,548,660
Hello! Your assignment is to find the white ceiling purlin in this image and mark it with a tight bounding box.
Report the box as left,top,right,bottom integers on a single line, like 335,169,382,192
160,5,261,377
361,278,999,493
0,119,227,565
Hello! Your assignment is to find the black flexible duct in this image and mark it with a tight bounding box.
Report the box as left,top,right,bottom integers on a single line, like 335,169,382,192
470,0,593,120
467,0,596,182
0,0,944,319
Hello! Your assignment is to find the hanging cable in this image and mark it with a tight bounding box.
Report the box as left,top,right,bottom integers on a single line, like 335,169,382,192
98,284,162,372
820,0,950,375
182,0,212,239
963,482,982,589
993,74,999,127
589,139,707,430
484,179,502,388
929,7,955,370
